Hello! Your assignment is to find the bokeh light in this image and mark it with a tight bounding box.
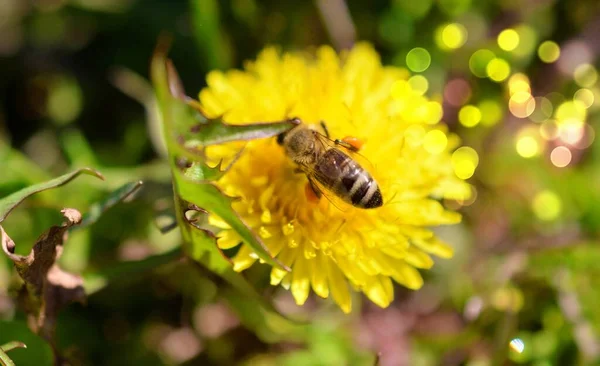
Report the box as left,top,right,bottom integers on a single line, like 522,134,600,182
508,73,531,95
452,146,479,179
538,41,560,63
557,40,593,75
497,29,519,51
486,58,511,82
550,146,572,168
509,91,535,119
422,101,443,124
403,124,426,147
444,78,471,106
511,24,537,58
529,97,554,123
408,75,429,95
478,99,504,126
492,286,524,312
438,23,468,50
510,338,525,353
558,119,585,145
458,105,482,127
573,88,594,109
515,127,542,158
532,190,562,221
406,47,431,72
540,120,559,140
47,76,83,125
516,136,539,158
423,129,448,154
573,64,598,88
555,100,587,123
469,49,495,78
458,12,487,44
571,124,596,149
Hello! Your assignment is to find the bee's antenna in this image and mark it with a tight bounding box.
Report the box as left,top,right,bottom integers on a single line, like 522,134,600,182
320,120,330,138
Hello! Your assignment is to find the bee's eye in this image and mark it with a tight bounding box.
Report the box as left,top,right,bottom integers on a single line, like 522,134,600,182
276,133,285,145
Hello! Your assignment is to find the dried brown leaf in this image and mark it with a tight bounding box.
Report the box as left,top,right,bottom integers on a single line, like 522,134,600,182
1,208,86,341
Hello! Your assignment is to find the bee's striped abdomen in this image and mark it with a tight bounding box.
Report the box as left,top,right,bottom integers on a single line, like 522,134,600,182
315,149,383,209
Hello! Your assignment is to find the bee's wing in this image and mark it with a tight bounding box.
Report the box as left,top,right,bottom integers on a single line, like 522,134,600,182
306,132,357,212
311,131,376,174
307,174,353,213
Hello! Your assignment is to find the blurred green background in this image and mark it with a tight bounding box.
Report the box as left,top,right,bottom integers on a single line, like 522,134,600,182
1,0,600,365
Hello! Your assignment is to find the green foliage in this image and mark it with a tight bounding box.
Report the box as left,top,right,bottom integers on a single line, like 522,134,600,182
0,323,52,366
0,0,599,365
0,168,103,223
151,46,310,344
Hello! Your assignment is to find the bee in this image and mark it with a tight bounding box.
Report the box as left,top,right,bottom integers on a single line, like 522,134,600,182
277,118,383,209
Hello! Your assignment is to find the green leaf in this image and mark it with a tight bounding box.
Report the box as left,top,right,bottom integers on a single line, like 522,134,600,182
174,169,288,271
0,168,104,224
184,116,298,147
151,44,306,341
0,342,27,366
78,180,144,229
190,0,231,70
83,247,182,295
0,349,15,366
0,342,26,354
177,189,307,341
0,321,53,366
151,48,292,272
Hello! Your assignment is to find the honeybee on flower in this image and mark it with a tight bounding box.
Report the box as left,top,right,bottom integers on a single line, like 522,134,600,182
199,43,471,313
277,118,383,210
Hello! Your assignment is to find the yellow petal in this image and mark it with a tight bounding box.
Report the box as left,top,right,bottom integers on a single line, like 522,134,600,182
379,242,409,259
216,230,241,250
403,246,434,269
338,256,369,287
232,244,257,272
270,247,297,286
291,255,311,305
311,253,329,298
363,276,394,308
198,89,225,116
281,273,291,290
412,236,454,258
391,263,424,290
355,257,379,277
326,256,352,313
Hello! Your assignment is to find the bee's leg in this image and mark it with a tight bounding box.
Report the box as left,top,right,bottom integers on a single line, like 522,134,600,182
334,136,364,152
305,178,322,203
319,120,330,139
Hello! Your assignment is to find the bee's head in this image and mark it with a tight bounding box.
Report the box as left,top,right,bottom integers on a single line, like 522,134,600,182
277,117,302,145
285,128,317,163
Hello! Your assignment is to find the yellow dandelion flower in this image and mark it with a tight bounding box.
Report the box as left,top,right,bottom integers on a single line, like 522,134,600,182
198,43,470,313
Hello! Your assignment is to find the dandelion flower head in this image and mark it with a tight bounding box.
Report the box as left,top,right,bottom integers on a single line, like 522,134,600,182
199,43,471,313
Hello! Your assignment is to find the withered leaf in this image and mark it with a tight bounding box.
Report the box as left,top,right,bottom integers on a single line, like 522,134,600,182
1,208,85,340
